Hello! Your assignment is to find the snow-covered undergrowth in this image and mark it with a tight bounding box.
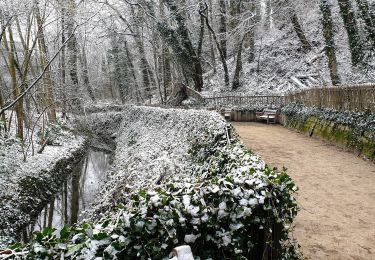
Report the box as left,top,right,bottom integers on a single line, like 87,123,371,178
4,106,300,259
202,1,375,96
0,121,86,248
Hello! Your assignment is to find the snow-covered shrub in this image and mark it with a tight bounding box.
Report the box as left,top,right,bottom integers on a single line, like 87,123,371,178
37,123,64,145
283,102,375,136
4,106,300,259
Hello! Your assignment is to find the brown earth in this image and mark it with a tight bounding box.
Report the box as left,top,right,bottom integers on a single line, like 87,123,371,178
233,122,375,260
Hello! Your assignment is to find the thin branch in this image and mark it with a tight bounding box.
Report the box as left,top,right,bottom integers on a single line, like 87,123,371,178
0,25,78,114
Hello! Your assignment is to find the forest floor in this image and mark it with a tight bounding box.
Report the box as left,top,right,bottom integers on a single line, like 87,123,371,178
233,122,375,260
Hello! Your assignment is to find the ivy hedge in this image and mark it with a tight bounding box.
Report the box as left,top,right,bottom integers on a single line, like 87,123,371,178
282,103,375,160
1,107,301,259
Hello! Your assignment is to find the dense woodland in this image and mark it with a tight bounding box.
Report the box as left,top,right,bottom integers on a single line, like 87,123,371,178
0,0,375,139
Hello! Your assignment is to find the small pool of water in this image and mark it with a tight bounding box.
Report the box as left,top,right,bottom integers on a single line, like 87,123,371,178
27,149,111,234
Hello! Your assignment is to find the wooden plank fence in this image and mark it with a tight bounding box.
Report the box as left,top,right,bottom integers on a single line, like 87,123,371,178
204,95,285,108
285,83,375,112
187,83,375,113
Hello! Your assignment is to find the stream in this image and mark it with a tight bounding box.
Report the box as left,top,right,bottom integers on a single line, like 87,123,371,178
25,148,111,237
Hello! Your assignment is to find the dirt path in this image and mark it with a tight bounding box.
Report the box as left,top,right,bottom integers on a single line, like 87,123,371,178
233,122,375,260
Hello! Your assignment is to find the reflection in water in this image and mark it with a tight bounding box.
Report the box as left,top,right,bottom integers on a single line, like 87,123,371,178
27,149,110,236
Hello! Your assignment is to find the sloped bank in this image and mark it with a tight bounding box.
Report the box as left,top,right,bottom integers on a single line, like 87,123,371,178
281,103,375,161
0,128,86,248
4,106,300,259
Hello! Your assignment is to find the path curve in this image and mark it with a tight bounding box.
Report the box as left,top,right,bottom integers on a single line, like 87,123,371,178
233,122,375,260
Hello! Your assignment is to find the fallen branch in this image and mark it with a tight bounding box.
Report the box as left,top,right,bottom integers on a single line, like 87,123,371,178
290,76,307,89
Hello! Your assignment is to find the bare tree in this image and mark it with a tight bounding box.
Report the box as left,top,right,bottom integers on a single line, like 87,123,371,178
320,0,341,85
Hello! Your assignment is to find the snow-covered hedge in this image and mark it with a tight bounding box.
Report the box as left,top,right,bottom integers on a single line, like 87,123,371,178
283,103,375,133
0,123,86,248
282,103,375,159
3,106,300,259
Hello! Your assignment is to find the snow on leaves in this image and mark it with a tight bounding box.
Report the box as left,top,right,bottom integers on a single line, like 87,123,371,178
3,106,300,259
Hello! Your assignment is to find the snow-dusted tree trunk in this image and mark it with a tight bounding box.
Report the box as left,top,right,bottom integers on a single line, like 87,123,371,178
208,0,217,73
35,2,57,123
160,0,204,92
130,6,154,100
200,5,229,87
0,79,6,129
232,35,245,90
320,0,341,85
290,13,312,51
124,40,142,103
4,25,24,139
79,45,95,102
159,0,172,102
66,0,81,110
354,0,375,49
60,4,67,117
338,0,364,66
218,0,228,59
246,0,258,63
264,0,272,30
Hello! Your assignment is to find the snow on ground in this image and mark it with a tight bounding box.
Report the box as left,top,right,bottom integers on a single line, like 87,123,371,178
0,120,86,248
202,2,375,96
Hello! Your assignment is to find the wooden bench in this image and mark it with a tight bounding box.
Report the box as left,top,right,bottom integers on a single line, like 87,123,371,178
223,108,232,121
256,109,278,124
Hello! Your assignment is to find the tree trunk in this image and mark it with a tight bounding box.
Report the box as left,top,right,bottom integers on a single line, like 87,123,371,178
200,7,230,87
197,5,205,59
232,36,245,90
35,4,57,123
264,0,272,30
218,0,227,59
246,0,259,63
124,40,142,103
338,0,364,66
60,5,67,117
229,0,241,30
320,0,341,85
208,0,217,73
167,83,187,106
290,13,312,51
66,0,81,110
354,0,375,49
7,26,24,139
79,45,95,101
47,199,55,228
161,0,204,92
0,79,6,130
130,6,155,100
70,169,80,225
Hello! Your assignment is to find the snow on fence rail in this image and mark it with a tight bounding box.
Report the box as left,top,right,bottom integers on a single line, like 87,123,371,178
199,83,375,112
285,83,375,112
204,95,286,108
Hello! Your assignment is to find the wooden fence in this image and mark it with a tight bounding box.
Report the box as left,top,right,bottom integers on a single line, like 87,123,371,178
204,95,285,108
187,83,375,112
285,84,375,112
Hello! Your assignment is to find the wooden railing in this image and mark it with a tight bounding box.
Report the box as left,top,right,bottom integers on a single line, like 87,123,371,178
204,95,285,108
187,83,375,113
285,83,375,112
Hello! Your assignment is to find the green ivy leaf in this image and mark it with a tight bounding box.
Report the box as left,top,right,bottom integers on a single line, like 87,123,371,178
60,225,71,240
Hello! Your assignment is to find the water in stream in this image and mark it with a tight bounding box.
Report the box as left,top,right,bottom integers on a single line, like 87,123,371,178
27,149,111,235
